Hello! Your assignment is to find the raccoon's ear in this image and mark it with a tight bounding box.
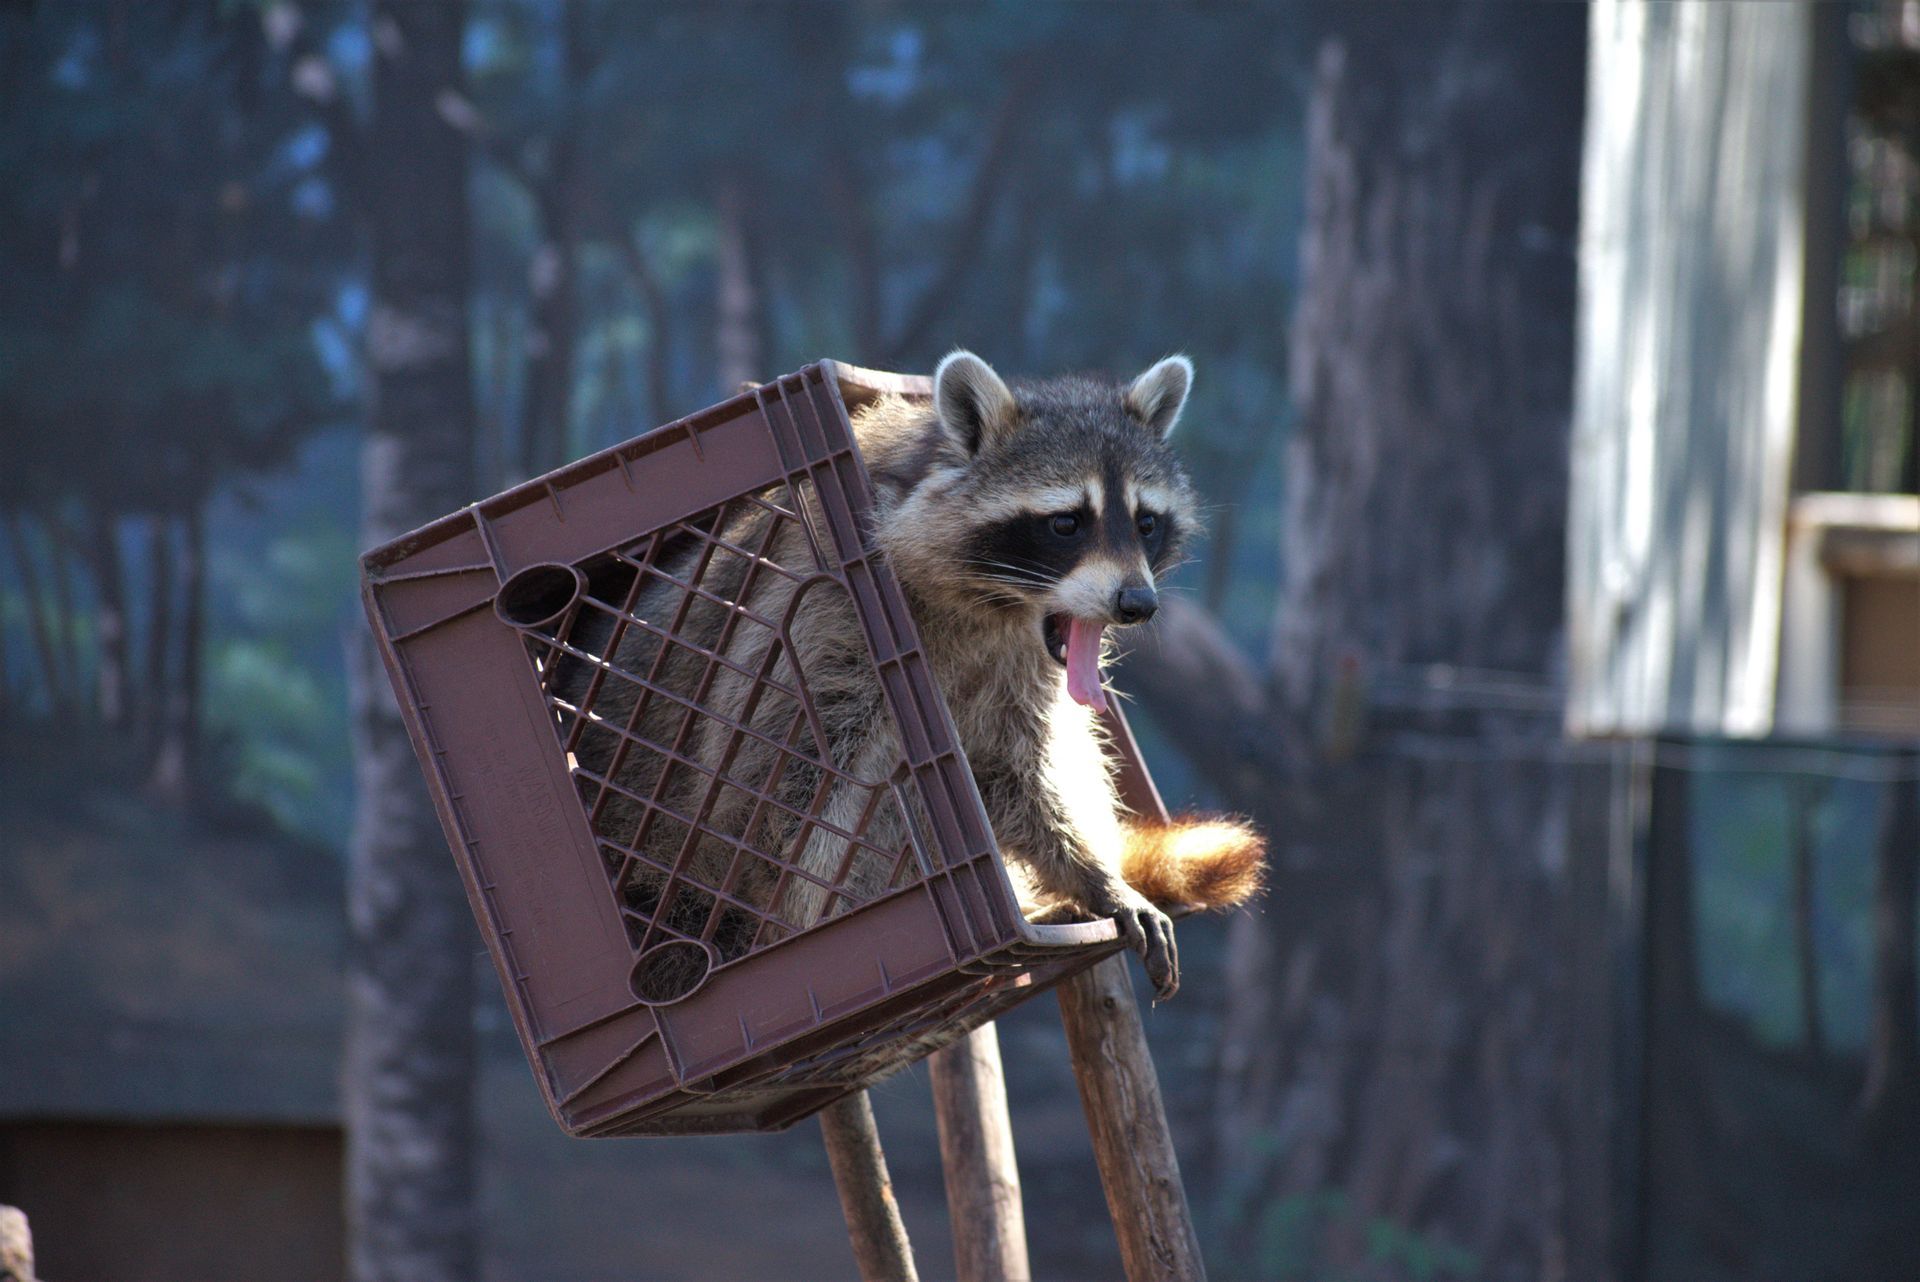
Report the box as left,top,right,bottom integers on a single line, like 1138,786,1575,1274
1125,355,1194,439
933,350,1018,455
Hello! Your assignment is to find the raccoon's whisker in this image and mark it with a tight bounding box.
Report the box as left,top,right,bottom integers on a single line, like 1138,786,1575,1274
1153,556,1199,579
975,560,1052,579
967,556,1054,578
975,556,1067,583
965,572,1045,599
966,561,1055,586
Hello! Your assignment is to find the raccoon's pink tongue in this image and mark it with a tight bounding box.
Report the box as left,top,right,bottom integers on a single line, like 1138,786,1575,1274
1064,617,1109,713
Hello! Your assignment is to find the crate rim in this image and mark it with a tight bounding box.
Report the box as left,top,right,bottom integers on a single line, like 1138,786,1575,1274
360,362,931,579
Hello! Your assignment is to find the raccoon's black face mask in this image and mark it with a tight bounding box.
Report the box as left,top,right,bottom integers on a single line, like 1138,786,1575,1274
924,350,1199,713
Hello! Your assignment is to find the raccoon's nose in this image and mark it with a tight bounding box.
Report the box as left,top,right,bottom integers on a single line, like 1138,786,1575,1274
1114,585,1158,624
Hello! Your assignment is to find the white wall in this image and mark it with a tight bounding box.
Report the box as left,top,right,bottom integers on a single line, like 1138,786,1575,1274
1567,0,1815,738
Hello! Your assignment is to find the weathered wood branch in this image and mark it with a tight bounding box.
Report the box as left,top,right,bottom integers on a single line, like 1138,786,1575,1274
1057,956,1206,1282
819,1091,921,1282
929,1023,1031,1282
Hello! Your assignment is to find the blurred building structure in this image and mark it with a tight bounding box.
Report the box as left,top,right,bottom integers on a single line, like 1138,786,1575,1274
1571,3,1920,1278
0,778,346,1281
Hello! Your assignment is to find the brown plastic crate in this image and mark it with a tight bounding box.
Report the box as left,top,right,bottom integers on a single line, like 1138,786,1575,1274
360,361,1168,1136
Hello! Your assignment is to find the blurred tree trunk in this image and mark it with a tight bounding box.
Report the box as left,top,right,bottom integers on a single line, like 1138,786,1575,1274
148,500,204,802
518,3,589,480
179,502,204,774
714,176,763,391
519,169,578,477
143,513,173,746
0,557,9,722
86,509,129,729
1861,754,1918,1136
346,2,478,1280
0,511,68,719
1126,9,1587,1279
633,245,674,427
1238,17,1585,1274
43,512,78,712
602,216,674,427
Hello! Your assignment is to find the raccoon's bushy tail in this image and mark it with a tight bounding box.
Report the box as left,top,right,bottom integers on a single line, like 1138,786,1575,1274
1121,815,1266,912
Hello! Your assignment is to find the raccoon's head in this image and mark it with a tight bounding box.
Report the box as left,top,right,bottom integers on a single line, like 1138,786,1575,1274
877,349,1199,713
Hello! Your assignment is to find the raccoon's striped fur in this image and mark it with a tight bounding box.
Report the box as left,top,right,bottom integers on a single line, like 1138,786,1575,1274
552,353,1265,998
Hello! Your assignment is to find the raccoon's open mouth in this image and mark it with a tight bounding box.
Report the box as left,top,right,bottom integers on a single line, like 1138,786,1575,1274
1043,613,1070,665
1043,613,1110,714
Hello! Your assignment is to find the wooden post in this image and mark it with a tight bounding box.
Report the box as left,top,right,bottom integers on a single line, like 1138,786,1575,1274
929,1023,1031,1282
819,1091,921,1282
1057,955,1206,1282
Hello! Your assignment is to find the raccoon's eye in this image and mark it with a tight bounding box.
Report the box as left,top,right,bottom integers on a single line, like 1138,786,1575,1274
1049,513,1080,538
1137,512,1159,539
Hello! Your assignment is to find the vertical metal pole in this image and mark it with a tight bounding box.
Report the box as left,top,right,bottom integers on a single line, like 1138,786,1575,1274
819,1091,921,1282
929,1023,1032,1282
1057,955,1207,1282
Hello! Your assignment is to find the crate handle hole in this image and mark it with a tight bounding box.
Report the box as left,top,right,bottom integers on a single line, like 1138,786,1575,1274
629,940,714,1005
495,562,586,631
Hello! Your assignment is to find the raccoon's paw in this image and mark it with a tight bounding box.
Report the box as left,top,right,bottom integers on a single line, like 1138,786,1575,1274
1022,881,1178,999
1110,889,1179,1001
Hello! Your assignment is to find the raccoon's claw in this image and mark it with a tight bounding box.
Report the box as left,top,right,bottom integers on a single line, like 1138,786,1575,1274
1113,902,1179,1000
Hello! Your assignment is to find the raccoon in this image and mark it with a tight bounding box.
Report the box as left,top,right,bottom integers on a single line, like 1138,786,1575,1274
551,351,1264,999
